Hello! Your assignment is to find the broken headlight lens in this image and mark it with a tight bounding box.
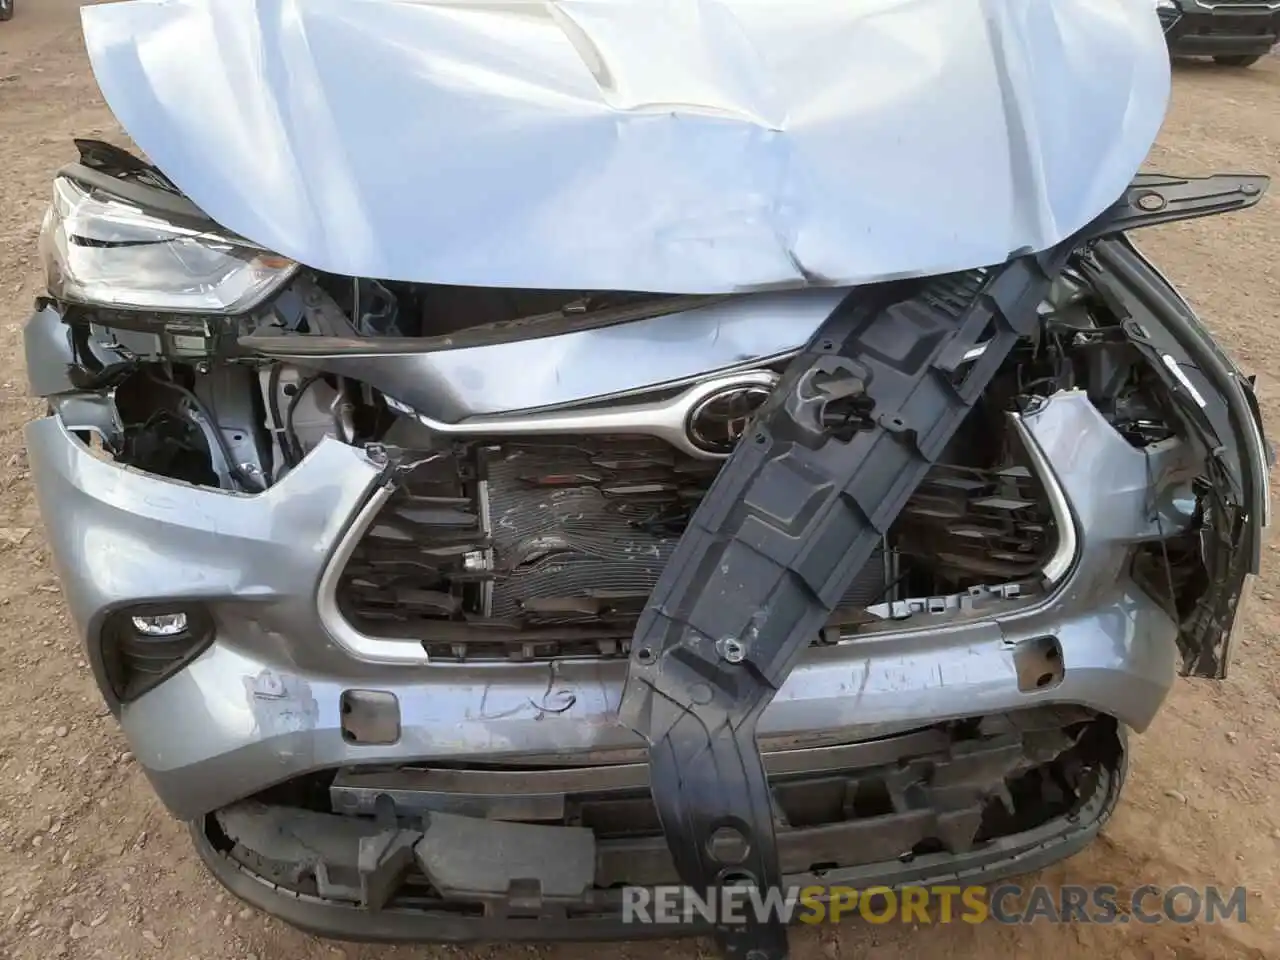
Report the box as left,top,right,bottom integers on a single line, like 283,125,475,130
39,176,296,313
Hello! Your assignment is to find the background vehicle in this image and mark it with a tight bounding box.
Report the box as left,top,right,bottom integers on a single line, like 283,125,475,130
0,0,14,23
1159,0,1280,66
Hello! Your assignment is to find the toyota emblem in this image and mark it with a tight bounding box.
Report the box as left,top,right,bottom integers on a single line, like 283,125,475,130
686,384,773,455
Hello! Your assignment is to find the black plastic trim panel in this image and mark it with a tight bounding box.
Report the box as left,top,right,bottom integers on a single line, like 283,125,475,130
192,746,1124,944
616,250,1072,960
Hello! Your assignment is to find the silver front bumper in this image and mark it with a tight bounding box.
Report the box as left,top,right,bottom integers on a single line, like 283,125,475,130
27,390,1183,822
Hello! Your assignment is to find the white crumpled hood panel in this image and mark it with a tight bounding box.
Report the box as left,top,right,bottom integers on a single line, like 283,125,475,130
81,0,1170,293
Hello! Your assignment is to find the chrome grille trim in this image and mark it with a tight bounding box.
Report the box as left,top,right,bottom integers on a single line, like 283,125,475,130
385,370,780,461
319,374,1071,668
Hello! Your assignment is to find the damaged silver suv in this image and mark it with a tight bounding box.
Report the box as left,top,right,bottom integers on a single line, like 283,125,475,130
21,1,1271,958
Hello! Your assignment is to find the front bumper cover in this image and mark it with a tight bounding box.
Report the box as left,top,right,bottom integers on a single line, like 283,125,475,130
25,385,1183,824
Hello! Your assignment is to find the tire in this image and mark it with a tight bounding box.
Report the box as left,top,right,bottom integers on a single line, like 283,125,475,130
1214,54,1262,67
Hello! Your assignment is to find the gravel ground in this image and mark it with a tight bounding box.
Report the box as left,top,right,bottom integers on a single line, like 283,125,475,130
2,4,1280,960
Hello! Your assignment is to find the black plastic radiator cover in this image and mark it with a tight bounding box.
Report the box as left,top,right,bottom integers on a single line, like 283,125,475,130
616,254,1065,960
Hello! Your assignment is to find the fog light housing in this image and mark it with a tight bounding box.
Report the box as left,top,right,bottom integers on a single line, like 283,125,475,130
101,605,213,703
130,612,189,637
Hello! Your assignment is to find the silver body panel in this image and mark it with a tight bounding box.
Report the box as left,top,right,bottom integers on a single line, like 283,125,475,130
80,0,1169,292
284,289,845,422
26,390,1188,821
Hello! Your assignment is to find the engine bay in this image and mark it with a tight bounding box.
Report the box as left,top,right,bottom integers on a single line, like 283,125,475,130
47,256,1218,661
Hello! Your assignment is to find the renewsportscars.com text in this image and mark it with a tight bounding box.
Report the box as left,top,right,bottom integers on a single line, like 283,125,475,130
621,884,1248,926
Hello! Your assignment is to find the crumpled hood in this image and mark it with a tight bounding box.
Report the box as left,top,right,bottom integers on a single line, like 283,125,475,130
81,0,1170,294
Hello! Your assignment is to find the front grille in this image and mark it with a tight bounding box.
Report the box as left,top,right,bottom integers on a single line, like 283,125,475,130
483,440,721,626
335,424,1056,661
1178,9,1280,33
896,462,1055,581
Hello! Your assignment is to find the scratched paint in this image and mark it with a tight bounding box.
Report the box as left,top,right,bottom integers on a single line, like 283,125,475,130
244,669,319,762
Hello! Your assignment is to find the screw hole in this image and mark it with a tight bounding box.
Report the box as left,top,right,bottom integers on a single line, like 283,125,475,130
707,826,750,865
636,647,655,664
754,432,767,445
1036,672,1055,688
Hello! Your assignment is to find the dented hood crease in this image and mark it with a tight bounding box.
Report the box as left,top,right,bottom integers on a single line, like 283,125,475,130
81,0,1170,294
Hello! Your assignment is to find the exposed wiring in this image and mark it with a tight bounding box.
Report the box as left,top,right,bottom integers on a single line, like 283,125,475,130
284,373,323,465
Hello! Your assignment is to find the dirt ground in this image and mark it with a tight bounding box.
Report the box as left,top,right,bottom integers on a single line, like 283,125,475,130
2,4,1280,960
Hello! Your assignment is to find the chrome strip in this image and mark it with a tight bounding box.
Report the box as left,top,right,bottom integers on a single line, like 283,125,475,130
386,370,781,461
316,483,425,663
1244,400,1271,530
498,350,799,416
496,342,991,418
1010,409,1078,585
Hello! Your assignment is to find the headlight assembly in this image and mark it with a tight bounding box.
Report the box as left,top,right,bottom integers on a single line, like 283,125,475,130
39,176,296,313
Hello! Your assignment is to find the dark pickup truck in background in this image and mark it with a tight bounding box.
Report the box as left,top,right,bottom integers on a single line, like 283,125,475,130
1159,0,1280,66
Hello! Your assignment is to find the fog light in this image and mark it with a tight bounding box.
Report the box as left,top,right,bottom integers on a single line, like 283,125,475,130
131,612,189,636
101,605,213,703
